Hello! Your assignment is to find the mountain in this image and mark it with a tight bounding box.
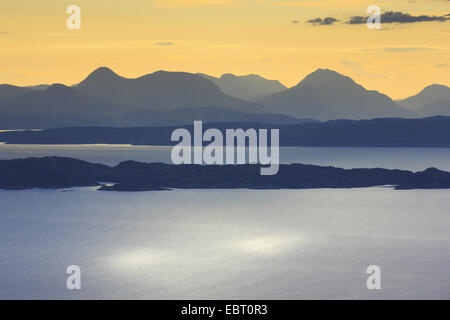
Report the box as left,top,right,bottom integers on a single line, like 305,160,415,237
2,116,450,147
24,84,50,91
1,67,316,128
75,67,266,113
112,107,313,126
421,100,450,116
0,83,116,116
398,84,450,111
397,84,450,115
258,69,412,121
2,156,450,191
0,83,124,128
0,84,34,101
197,73,287,100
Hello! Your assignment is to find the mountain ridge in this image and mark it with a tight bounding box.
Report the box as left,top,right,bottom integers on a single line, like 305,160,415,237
197,72,287,100
257,69,413,120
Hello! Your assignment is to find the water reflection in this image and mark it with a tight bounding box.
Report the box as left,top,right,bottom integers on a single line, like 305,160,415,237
110,248,169,269
236,235,301,255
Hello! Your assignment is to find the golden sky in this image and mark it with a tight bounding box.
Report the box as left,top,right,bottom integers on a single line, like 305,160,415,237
0,0,448,99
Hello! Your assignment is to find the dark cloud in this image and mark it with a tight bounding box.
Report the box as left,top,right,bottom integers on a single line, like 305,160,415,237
154,41,174,46
434,63,448,68
292,20,299,24
0,31,12,35
348,11,449,24
307,17,339,25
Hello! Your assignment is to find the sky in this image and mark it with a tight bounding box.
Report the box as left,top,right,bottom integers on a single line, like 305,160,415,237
0,0,448,99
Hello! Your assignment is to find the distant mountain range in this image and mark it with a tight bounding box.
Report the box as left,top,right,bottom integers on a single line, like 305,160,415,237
0,66,449,128
397,84,450,116
197,73,287,100
0,68,306,128
2,156,450,191
2,116,450,147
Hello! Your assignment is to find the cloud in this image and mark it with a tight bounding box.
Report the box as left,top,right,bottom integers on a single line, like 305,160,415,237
0,31,12,35
307,17,339,25
154,41,175,46
359,46,440,52
340,60,360,67
434,63,448,68
292,20,299,24
348,11,449,24
382,47,439,52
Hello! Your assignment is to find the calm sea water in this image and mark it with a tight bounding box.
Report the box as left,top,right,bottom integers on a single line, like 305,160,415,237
0,187,449,299
1,144,450,171
1,144,449,299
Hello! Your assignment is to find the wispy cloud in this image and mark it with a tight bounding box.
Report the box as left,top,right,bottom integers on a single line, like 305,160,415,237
348,11,449,24
359,46,441,52
154,41,175,46
340,60,360,67
382,47,439,52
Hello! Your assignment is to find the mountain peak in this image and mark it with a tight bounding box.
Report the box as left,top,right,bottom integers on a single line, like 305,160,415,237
420,84,449,94
259,68,409,120
78,67,122,86
220,73,238,79
397,83,450,113
90,66,119,77
45,83,71,93
304,68,349,81
295,68,357,88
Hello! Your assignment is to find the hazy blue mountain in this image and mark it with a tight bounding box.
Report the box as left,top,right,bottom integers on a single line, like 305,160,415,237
1,67,318,128
258,69,412,121
24,84,50,91
398,84,450,111
421,99,450,116
114,107,314,127
197,73,287,100
397,84,450,116
0,83,116,116
0,80,309,128
75,67,266,113
0,84,34,101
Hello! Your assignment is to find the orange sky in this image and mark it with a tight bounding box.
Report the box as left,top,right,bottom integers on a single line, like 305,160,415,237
0,0,448,99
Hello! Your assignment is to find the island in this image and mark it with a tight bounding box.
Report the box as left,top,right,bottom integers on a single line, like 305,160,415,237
1,157,450,191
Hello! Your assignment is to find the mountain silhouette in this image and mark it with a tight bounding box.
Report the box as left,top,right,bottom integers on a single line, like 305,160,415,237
398,84,450,116
257,69,412,120
197,73,286,100
4,67,447,128
0,69,308,128
0,84,34,101
0,83,115,115
75,67,266,113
